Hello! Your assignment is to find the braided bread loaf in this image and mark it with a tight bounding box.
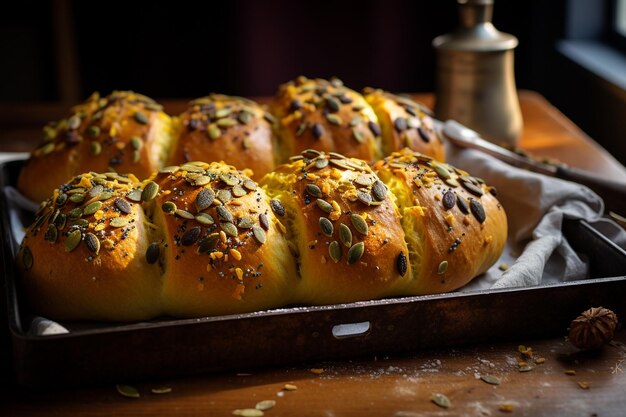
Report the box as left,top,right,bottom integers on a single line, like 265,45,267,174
18,78,445,203
17,149,506,321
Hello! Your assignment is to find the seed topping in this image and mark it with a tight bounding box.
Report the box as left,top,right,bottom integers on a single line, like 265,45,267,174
316,199,333,213
82,201,102,216
84,233,100,254
417,127,430,143
350,214,369,235
114,198,132,214
371,181,387,201
216,205,234,223
397,252,408,276
312,123,324,139
368,121,381,136
181,227,201,246
221,222,238,237
195,188,215,211
319,217,334,236
110,217,130,228
347,242,365,264
462,180,484,197
133,111,149,125
339,223,352,247
394,117,407,132
259,213,269,230
44,224,58,243
270,199,286,216
329,241,341,263
196,213,214,225
457,195,469,214
22,246,33,270
162,201,177,214
252,226,266,244
470,198,486,223
306,184,323,198
65,229,82,252
442,191,456,209
141,181,159,201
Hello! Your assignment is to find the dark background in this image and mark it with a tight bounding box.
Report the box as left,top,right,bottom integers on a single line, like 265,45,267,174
0,0,624,164
0,0,563,99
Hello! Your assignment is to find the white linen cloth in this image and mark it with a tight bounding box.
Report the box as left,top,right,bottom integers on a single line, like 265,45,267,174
447,146,626,291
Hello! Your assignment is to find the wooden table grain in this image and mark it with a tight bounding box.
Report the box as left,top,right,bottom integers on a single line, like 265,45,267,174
1,91,626,417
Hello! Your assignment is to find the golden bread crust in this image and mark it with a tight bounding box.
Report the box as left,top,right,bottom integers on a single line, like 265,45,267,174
270,76,384,163
260,150,412,304
167,95,275,179
364,88,446,161
146,161,298,317
373,148,507,294
17,150,507,321
14,87,509,322
17,91,173,203
17,171,162,321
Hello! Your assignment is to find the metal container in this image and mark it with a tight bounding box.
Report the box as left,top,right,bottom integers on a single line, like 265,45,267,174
433,0,523,147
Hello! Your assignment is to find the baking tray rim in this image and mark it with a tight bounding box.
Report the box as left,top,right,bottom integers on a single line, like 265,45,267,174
5,274,626,343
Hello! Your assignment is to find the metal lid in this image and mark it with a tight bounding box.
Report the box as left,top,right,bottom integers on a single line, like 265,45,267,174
432,0,518,52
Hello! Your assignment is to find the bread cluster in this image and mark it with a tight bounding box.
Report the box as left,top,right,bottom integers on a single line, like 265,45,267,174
17,148,506,322
18,77,445,203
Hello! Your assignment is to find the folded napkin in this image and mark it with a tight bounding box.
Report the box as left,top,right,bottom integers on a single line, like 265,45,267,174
447,146,626,291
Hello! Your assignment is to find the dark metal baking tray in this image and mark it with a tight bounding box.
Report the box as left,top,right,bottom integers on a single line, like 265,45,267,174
1,159,626,387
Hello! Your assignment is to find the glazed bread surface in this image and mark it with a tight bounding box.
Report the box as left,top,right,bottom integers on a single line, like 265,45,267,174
167,94,276,179
364,88,446,161
260,150,412,304
17,171,162,321
17,81,449,205
148,161,299,317
270,76,384,164
17,162,300,321
17,91,174,203
17,149,507,322
373,148,507,293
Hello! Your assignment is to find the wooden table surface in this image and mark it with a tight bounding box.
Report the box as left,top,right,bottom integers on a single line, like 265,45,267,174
2,91,626,416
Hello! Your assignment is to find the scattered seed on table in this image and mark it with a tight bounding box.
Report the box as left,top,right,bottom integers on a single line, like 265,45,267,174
255,400,276,411
151,387,172,394
480,374,501,385
116,384,140,398
431,393,451,409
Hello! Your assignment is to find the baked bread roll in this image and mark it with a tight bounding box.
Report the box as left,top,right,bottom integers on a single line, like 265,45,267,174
17,171,163,321
17,91,174,203
17,150,507,321
260,149,413,304
364,88,446,161
167,94,276,179
270,76,384,163
148,161,298,318
372,148,507,293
